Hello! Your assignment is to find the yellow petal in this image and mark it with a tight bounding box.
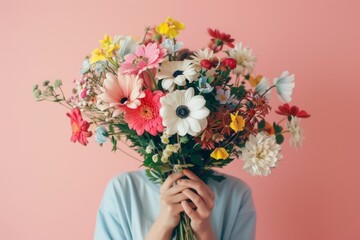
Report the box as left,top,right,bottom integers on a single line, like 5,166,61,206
210,147,229,160
249,75,263,87
90,48,106,64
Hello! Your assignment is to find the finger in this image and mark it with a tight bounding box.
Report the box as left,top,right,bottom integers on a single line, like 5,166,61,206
173,203,186,215
182,169,214,198
161,172,185,192
168,192,189,203
178,179,214,209
182,189,209,214
183,169,202,182
181,200,199,221
167,184,189,196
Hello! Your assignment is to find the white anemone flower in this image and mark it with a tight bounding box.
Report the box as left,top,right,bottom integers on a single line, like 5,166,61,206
158,60,198,92
160,87,209,136
255,77,271,101
287,116,304,148
273,71,295,103
229,42,257,76
191,48,214,70
240,132,283,176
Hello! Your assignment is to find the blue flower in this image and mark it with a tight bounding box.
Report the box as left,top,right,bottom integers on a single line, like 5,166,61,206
197,77,214,94
95,126,108,144
95,61,108,73
80,59,91,74
161,38,183,55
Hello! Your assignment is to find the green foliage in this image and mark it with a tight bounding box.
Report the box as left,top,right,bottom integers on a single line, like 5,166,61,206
258,119,266,130
276,134,284,144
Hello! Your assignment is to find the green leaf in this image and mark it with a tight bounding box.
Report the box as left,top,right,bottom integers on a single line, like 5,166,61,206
276,134,284,144
258,119,266,130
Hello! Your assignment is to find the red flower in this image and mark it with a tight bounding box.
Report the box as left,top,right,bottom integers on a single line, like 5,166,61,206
66,108,92,146
275,104,311,118
124,90,165,136
201,59,213,70
222,58,237,69
208,28,235,53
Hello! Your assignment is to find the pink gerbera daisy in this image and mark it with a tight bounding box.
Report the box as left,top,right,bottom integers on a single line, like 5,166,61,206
119,42,167,75
124,90,164,136
66,108,92,146
98,73,145,117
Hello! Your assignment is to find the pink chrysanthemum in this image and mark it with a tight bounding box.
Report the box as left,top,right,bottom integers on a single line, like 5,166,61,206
98,73,145,117
119,42,167,75
124,90,165,136
66,108,92,146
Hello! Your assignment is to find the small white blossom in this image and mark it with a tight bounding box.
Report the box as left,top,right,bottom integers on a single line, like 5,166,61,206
161,155,168,163
152,154,159,163
145,145,153,154
287,116,304,148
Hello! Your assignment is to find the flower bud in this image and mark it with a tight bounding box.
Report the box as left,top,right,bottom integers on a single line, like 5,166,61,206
222,58,237,69
201,59,213,70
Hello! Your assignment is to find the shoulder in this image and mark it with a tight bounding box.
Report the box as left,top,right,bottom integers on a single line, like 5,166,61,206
99,170,149,212
209,171,253,195
209,171,256,214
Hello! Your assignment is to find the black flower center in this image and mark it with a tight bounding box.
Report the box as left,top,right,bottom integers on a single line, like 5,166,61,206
176,105,190,119
120,97,128,104
173,70,184,78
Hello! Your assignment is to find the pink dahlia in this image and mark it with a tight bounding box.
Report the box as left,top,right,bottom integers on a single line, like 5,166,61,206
119,42,167,75
124,90,164,136
98,73,145,117
66,108,92,146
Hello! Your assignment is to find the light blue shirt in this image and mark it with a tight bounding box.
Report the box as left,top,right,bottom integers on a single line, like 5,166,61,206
94,169,256,240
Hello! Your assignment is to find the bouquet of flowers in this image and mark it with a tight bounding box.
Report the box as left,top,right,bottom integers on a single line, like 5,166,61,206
33,17,310,239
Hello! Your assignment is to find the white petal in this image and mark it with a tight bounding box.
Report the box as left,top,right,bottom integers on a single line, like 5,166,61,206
186,117,201,133
177,119,189,136
190,107,210,120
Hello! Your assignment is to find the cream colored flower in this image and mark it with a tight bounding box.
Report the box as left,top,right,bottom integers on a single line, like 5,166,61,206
287,116,304,148
229,42,256,76
190,48,214,70
240,132,283,176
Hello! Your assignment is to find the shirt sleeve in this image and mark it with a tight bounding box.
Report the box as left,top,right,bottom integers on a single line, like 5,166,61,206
94,207,127,240
93,176,130,240
228,186,257,240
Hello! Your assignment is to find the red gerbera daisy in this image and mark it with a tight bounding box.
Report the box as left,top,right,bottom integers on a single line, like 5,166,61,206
275,103,311,118
66,108,92,146
124,90,165,136
208,28,235,53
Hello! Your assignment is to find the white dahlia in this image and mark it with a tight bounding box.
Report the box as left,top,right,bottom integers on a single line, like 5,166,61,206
273,71,295,103
287,116,304,148
158,60,198,92
240,132,283,176
160,87,209,136
229,42,256,76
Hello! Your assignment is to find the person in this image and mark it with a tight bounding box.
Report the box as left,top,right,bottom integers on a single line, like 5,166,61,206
94,168,256,240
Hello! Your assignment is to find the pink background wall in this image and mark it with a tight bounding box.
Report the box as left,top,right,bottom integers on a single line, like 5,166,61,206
1,0,359,239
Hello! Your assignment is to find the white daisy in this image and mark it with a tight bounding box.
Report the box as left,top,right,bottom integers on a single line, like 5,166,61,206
255,77,271,101
160,87,209,136
287,116,304,148
158,60,198,92
273,71,295,103
190,48,214,70
240,132,283,176
229,42,256,76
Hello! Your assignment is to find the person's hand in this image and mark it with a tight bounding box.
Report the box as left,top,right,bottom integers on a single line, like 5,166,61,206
158,171,191,230
178,169,215,240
